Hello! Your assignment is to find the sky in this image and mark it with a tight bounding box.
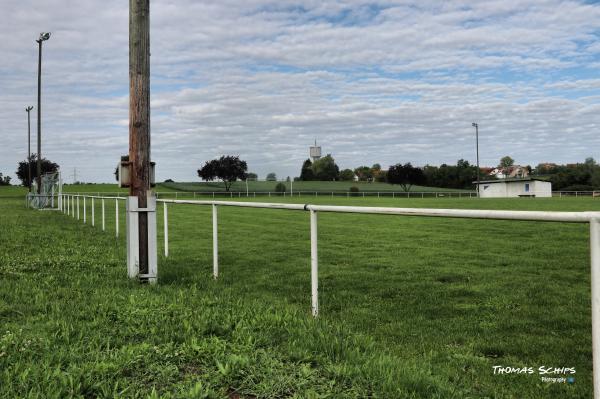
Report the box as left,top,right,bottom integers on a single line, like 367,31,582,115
1,0,600,183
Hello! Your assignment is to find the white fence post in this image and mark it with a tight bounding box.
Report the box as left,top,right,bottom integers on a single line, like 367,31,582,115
163,202,169,257
91,198,95,226
83,197,86,224
115,199,119,238
213,204,218,279
77,196,80,220
591,218,600,398
310,209,318,317
102,199,105,231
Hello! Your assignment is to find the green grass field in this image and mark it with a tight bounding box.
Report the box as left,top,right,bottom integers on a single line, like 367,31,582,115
162,180,468,193
1,193,597,397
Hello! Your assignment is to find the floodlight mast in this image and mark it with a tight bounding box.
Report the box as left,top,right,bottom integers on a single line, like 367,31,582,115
36,32,50,194
25,106,33,192
472,122,480,198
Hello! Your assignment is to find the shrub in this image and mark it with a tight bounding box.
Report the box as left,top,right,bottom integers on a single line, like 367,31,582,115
349,186,360,196
275,182,286,193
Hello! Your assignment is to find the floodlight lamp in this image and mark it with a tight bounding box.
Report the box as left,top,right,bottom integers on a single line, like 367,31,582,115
472,122,478,127
26,106,33,112
39,32,51,41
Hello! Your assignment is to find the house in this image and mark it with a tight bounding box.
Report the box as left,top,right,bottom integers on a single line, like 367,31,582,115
475,178,552,198
489,165,530,179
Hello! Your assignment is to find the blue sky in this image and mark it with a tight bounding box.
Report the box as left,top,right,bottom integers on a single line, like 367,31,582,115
1,0,600,183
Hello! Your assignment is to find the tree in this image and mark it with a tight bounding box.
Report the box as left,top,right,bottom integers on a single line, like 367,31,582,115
422,160,480,189
339,169,355,181
299,159,314,181
387,163,425,192
0,173,11,186
312,154,339,181
266,172,277,181
499,156,514,168
354,166,373,181
197,155,248,192
247,172,258,180
16,155,59,187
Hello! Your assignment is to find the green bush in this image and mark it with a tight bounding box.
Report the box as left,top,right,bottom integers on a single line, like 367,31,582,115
349,186,360,196
275,182,286,193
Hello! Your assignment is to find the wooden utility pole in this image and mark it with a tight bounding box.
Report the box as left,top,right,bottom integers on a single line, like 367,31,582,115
129,0,151,277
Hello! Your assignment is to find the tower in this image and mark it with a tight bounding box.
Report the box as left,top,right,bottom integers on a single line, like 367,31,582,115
309,140,322,162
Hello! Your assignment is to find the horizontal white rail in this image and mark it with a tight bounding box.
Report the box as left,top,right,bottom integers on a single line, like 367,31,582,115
48,194,600,398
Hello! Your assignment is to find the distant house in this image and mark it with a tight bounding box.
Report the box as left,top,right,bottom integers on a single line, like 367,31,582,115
489,165,530,179
475,178,552,198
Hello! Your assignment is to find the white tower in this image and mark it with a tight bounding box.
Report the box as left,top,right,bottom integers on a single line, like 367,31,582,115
309,140,322,162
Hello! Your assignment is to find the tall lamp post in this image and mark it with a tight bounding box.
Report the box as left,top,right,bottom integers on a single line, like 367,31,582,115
25,106,33,191
472,122,480,198
36,32,51,194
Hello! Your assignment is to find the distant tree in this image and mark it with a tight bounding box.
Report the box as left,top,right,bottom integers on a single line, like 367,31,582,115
300,159,314,181
312,154,340,181
275,182,286,193
371,163,384,182
286,176,291,182
164,178,174,183
197,155,248,192
422,159,480,189
592,169,600,189
339,168,355,181
247,172,258,180
16,155,59,188
375,170,388,182
499,156,514,168
354,166,373,182
0,173,11,186
266,172,277,181
387,163,425,192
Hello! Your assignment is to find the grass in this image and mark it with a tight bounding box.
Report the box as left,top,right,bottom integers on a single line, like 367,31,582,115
162,180,468,193
1,194,597,397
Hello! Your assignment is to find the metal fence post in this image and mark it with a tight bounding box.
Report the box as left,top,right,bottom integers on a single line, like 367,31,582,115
213,204,218,279
115,199,119,238
91,198,95,226
83,197,87,223
591,218,600,398
163,202,168,257
102,198,105,231
310,209,318,317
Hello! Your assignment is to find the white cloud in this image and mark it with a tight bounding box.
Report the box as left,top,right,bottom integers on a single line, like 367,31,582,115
1,0,599,182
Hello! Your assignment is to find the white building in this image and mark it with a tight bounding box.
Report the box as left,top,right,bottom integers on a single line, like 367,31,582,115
475,178,552,198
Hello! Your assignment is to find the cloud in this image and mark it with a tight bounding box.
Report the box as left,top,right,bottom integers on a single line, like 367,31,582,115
0,0,599,182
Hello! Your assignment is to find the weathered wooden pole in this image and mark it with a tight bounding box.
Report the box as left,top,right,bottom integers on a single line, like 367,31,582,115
128,0,156,282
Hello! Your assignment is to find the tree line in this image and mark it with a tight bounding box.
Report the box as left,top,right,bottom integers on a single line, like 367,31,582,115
297,155,481,191
533,158,600,191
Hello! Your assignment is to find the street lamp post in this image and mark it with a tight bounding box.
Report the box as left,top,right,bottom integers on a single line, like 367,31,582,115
25,106,33,191
36,32,51,194
472,122,480,198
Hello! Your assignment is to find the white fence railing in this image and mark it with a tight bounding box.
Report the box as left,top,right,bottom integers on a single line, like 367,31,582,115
58,190,600,199
51,193,600,397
